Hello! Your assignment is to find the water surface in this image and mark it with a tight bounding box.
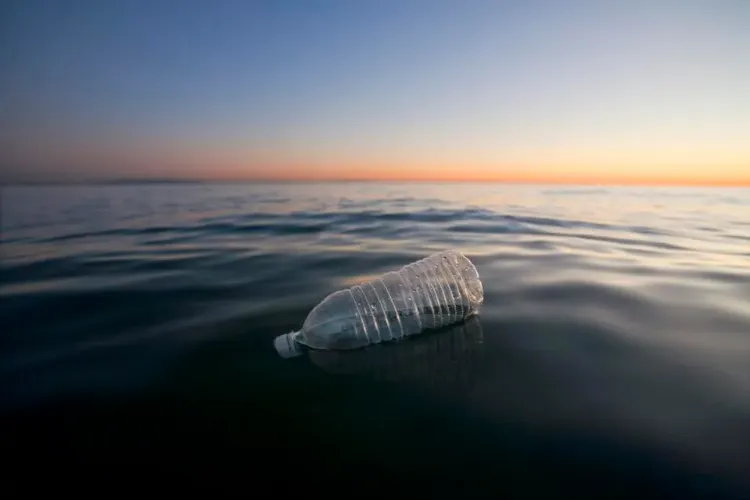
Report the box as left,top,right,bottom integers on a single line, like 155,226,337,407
2,182,749,496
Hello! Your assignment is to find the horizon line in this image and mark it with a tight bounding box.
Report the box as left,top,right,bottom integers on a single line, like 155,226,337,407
2,177,749,188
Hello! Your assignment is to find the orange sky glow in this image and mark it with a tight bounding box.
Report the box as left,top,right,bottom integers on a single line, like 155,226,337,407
3,1,748,187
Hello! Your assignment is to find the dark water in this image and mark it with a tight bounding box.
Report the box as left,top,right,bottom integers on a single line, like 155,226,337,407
1,182,749,496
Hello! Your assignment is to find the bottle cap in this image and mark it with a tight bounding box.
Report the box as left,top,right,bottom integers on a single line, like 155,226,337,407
274,332,304,359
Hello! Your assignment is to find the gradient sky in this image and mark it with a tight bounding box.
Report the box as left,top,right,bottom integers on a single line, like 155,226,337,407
2,0,749,184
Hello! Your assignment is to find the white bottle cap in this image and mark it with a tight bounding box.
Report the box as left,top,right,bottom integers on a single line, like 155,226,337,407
274,332,304,359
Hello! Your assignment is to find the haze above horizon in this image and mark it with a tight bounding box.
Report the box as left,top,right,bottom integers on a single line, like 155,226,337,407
2,0,749,186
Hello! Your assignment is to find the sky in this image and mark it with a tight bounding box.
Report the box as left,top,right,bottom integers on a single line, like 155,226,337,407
2,0,749,185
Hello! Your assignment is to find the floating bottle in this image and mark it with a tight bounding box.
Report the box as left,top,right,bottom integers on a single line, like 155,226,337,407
274,249,483,358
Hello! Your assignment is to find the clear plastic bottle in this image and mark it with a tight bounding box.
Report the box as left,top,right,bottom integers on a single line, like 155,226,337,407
274,249,483,358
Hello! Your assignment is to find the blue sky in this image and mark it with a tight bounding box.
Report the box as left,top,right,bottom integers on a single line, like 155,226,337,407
2,0,749,183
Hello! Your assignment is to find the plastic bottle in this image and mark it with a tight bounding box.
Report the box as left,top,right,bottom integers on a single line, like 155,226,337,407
274,249,483,358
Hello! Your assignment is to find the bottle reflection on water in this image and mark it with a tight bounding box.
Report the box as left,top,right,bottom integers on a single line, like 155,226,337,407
307,316,484,398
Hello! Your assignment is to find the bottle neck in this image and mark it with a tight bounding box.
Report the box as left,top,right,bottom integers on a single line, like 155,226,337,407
274,331,304,358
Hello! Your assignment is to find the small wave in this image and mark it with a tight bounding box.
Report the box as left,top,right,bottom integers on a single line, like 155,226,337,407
37,225,184,242
541,231,690,252
445,222,537,235
27,208,679,246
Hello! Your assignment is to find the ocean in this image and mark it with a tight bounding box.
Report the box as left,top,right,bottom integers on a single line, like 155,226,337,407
1,182,749,497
